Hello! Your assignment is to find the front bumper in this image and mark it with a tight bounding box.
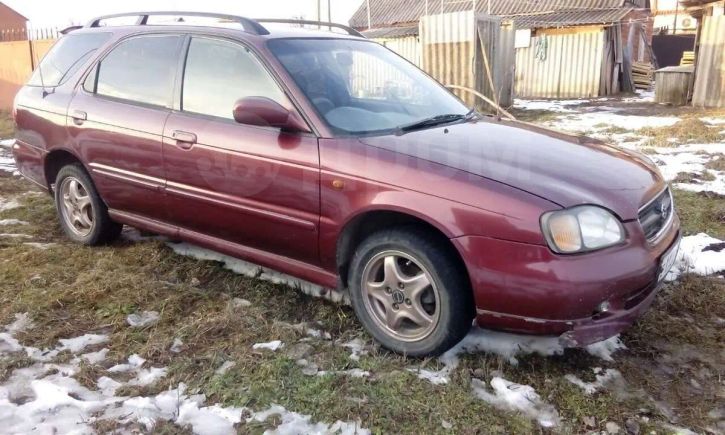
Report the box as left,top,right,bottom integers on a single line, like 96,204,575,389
453,215,680,346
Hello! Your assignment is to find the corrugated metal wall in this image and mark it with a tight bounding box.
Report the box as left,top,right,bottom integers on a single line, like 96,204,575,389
419,11,477,106
514,30,605,99
374,35,421,66
692,14,725,108
350,0,626,29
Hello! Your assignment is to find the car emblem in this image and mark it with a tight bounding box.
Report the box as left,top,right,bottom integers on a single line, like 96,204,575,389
660,202,669,216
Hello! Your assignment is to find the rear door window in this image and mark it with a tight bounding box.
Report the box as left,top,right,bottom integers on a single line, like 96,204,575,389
28,32,111,87
93,35,183,107
181,37,287,119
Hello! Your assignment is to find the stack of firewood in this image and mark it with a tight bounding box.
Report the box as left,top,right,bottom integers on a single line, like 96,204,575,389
632,62,654,90
680,51,695,66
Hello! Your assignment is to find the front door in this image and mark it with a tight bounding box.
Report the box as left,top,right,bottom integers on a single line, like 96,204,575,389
162,36,320,265
67,33,184,222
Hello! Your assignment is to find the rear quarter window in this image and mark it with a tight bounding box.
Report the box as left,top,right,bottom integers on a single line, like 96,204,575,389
28,32,111,88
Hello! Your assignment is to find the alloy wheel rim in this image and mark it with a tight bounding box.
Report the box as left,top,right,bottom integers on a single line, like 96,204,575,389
361,250,440,342
59,176,94,237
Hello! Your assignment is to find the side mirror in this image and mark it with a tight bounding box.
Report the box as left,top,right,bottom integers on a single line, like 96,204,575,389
233,97,310,133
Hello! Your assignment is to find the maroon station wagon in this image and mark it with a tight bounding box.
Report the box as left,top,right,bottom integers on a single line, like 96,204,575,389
11,12,680,356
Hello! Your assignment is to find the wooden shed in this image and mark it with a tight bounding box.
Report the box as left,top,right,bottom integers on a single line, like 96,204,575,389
654,65,694,104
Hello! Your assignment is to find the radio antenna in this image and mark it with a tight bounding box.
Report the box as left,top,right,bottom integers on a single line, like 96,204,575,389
29,27,50,97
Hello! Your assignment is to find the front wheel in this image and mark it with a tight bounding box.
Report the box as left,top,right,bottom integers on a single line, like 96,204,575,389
54,164,122,245
349,227,474,357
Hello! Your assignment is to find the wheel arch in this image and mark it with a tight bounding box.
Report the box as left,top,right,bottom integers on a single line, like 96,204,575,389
43,147,87,191
335,208,471,293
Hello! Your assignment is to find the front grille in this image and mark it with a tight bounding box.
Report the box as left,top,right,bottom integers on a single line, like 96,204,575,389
638,187,673,243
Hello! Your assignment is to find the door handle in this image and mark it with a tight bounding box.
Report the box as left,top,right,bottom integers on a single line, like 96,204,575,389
70,110,87,126
172,130,197,149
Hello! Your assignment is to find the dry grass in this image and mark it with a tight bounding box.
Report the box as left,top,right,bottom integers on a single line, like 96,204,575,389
0,110,13,139
705,155,725,172
508,108,561,124
672,189,725,239
0,174,723,434
640,118,723,147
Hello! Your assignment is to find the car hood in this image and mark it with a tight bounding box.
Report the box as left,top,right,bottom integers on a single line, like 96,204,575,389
358,118,665,220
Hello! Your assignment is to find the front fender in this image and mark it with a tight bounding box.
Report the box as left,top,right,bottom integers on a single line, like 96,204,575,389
318,138,558,272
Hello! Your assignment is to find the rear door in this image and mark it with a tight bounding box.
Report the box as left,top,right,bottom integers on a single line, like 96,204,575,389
13,31,112,187
162,35,320,264
67,33,184,222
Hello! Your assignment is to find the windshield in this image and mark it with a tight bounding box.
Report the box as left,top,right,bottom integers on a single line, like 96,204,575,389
268,38,469,136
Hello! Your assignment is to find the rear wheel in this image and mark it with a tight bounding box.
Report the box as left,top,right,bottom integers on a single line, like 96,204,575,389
349,227,473,357
54,164,122,245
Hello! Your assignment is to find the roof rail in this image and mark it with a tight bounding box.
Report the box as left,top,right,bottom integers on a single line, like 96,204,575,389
255,19,364,37
84,11,270,35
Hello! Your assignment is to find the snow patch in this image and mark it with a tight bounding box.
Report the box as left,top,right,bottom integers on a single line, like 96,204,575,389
252,340,283,351
215,361,236,375
641,147,725,195
168,242,349,304
471,377,561,428
0,144,16,173
247,404,370,435
170,338,184,353
0,219,28,226
316,368,371,378
676,171,725,196
126,311,160,328
411,328,625,385
649,152,712,181
549,112,679,133
341,338,369,361
108,354,146,373
0,198,21,212
1,316,365,434
230,297,252,308
0,233,32,239
80,348,109,364
23,242,56,250
58,334,108,353
514,98,589,112
130,367,167,386
661,423,698,435
5,312,33,334
584,336,627,361
305,327,332,340
667,233,725,280
700,116,725,126
623,90,654,103
565,368,623,394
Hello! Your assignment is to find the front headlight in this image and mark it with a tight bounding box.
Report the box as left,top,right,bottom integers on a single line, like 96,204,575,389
541,206,625,254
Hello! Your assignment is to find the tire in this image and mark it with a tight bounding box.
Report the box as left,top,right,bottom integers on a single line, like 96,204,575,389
54,164,122,245
348,227,474,357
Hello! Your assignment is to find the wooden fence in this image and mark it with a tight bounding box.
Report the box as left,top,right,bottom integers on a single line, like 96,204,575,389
0,38,57,110
0,27,59,42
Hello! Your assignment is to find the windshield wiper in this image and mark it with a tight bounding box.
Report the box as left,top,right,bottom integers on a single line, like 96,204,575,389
394,109,476,135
